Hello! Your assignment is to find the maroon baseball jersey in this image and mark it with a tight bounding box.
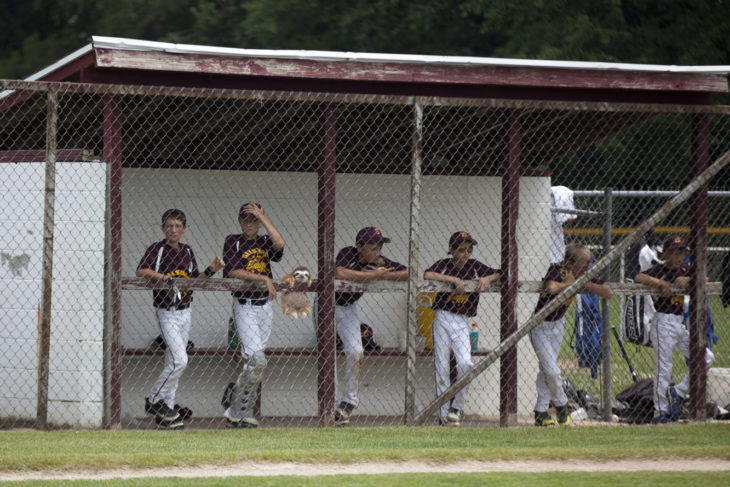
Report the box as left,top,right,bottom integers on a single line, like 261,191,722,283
137,240,199,308
642,263,689,315
223,234,283,299
335,246,406,306
533,263,604,321
426,258,500,317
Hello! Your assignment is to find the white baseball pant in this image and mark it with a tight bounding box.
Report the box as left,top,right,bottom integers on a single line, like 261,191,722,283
432,309,473,418
232,300,274,368
530,318,569,412
149,307,192,408
650,312,714,414
334,303,364,407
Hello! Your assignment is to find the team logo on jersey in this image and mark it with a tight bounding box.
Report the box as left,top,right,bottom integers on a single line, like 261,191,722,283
243,248,270,274
166,269,192,295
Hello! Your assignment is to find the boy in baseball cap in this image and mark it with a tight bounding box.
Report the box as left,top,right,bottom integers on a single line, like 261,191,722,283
221,202,285,428
332,226,407,424
424,231,500,426
635,235,714,423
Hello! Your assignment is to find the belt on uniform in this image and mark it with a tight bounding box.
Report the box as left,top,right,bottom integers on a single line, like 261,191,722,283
162,303,190,311
238,298,268,306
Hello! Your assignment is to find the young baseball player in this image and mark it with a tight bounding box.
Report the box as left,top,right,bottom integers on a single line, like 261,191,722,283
424,231,500,426
634,235,714,423
137,209,224,429
531,244,612,427
221,202,285,428
333,226,408,425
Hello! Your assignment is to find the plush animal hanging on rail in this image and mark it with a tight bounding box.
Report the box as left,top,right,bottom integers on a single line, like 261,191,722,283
280,266,312,318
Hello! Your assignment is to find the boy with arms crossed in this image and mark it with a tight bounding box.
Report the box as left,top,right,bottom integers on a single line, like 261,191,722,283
634,235,714,423
424,231,500,426
333,227,408,425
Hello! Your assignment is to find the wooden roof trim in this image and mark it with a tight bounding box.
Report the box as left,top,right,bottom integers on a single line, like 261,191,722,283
94,48,729,93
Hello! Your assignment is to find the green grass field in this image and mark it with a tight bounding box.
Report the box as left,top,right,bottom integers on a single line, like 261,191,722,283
1,425,729,486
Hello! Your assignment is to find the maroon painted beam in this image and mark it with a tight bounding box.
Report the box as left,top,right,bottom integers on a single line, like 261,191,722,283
93,49,728,94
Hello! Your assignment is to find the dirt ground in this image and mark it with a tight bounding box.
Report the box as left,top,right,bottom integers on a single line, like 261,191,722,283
1,459,729,481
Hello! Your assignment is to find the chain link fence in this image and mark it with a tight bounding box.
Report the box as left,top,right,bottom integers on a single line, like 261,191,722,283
0,80,729,429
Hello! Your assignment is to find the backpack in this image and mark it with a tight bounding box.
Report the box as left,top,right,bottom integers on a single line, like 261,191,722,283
620,284,653,347
615,378,654,424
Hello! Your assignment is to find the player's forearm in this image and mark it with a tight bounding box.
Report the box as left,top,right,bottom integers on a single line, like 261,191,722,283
584,282,613,299
634,273,662,288
385,269,409,281
424,271,458,285
336,267,371,281
228,269,271,284
544,280,570,295
136,268,167,281
258,215,285,250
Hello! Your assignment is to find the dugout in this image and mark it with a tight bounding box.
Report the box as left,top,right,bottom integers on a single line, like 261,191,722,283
0,36,728,429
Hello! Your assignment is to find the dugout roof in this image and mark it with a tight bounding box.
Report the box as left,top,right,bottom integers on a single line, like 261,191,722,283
1,36,729,174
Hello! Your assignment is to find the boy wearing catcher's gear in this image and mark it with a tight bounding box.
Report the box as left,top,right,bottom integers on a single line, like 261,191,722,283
634,235,714,423
222,202,285,428
531,244,612,427
137,209,224,429
333,227,407,424
424,231,500,426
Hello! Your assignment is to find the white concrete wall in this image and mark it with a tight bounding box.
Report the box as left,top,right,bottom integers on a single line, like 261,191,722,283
121,169,551,420
0,162,106,428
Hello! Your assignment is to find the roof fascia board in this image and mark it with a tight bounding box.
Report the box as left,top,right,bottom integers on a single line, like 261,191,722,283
93,47,728,93
91,36,730,74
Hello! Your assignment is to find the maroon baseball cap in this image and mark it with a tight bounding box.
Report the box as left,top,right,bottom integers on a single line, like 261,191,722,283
239,202,262,220
663,235,687,252
449,231,477,249
356,227,391,245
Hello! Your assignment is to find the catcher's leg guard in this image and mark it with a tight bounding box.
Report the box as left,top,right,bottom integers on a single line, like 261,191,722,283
230,351,267,423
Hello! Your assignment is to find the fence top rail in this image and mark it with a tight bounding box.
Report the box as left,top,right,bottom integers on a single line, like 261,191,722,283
3,79,730,114
574,190,730,197
121,277,721,297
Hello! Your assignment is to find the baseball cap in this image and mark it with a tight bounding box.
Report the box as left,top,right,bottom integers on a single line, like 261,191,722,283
356,227,391,245
662,235,687,252
449,231,478,249
239,202,262,220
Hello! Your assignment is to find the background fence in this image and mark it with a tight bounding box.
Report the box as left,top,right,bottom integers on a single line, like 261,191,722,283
0,80,729,429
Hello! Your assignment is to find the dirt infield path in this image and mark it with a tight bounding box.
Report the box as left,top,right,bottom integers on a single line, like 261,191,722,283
2,459,729,481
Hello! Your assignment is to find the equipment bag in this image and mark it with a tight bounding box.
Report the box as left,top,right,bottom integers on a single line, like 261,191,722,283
620,289,653,347
615,378,654,424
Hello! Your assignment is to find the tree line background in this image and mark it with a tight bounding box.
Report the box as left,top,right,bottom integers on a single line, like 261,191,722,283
1,0,729,195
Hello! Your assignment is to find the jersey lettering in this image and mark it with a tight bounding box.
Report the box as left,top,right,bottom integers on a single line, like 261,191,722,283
242,248,269,274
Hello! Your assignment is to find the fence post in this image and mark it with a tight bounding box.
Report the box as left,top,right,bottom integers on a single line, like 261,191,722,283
499,110,520,426
601,188,613,421
316,103,337,425
404,99,424,424
37,87,58,430
689,113,710,422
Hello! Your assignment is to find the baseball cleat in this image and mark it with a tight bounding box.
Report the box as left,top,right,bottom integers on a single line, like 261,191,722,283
651,412,674,424
334,401,355,425
555,405,571,426
154,415,184,430
223,408,259,428
145,398,180,422
534,410,556,426
446,408,463,426
668,386,684,421
174,404,193,421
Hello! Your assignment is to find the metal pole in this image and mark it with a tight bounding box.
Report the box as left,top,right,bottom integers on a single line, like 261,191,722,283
404,100,424,424
37,88,58,430
600,188,613,421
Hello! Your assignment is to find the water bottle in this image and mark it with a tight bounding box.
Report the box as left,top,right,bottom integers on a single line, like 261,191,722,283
469,323,478,352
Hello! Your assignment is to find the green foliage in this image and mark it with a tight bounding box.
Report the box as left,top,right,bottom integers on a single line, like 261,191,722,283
1,0,728,79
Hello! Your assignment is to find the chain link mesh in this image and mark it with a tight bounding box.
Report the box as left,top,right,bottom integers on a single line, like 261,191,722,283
0,80,729,429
